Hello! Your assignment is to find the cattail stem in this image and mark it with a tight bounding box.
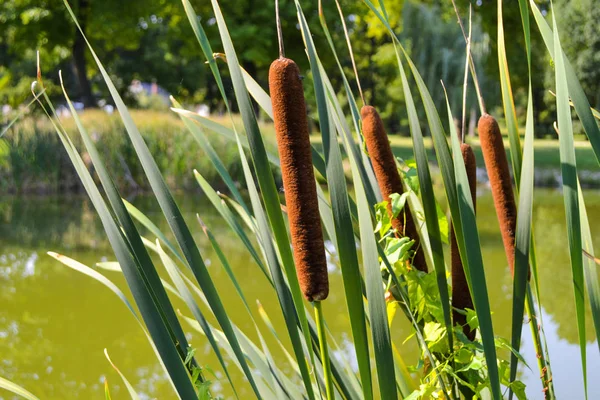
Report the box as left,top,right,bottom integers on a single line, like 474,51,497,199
478,113,518,275
361,105,427,272
333,0,365,107
269,57,329,302
451,143,476,340
314,301,334,400
275,0,284,58
450,0,486,115
526,286,555,399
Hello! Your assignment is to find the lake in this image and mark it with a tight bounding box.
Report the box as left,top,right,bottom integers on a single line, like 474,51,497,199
1,188,599,399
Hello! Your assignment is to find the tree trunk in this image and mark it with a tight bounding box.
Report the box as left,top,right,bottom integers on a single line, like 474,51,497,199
72,0,95,107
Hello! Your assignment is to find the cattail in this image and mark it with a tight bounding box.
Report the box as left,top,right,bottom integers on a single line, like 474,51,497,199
451,143,477,340
269,57,328,302
361,105,427,272
478,113,518,274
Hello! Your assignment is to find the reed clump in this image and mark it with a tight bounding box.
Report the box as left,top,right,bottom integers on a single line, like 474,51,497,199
478,113,518,274
269,57,329,302
451,143,477,340
361,105,427,272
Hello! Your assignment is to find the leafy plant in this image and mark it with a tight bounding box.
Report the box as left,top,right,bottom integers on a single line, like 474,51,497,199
3,0,600,399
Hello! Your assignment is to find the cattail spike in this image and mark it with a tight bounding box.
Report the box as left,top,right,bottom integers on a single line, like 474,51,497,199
269,57,328,302
478,113,518,275
451,143,477,340
361,105,427,272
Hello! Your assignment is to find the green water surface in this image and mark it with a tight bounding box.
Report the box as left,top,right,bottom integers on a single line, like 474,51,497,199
1,189,599,399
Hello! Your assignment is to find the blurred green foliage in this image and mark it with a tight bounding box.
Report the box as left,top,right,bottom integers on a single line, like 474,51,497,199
0,109,279,193
3,0,595,139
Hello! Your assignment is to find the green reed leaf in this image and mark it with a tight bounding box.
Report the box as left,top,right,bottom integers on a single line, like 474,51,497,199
552,8,587,397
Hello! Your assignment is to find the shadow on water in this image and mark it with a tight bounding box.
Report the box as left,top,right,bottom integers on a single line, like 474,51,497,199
1,188,599,399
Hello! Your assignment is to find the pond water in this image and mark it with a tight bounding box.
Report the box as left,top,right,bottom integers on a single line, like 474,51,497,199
1,188,599,399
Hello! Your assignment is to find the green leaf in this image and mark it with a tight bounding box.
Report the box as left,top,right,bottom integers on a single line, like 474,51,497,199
208,4,316,396
497,0,522,184
579,184,600,355
233,132,319,398
0,377,39,400
155,240,238,398
47,252,139,321
529,0,600,169
447,96,501,400
61,1,261,396
508,88,535,390
193,170,270,282
35,81,197,397
104,379,112,400
294,2,373,398
552,8,587,396
171,96,248,213
58,73,199,378
510,380,527,400
104,349,141,400
395,51,453,355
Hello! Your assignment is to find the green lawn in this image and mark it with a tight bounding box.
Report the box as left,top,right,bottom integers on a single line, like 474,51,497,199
310,135,599,171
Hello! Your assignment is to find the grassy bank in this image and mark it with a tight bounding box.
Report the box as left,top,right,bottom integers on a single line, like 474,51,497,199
0,110,276,193
311,134,598,171
1,109,597,194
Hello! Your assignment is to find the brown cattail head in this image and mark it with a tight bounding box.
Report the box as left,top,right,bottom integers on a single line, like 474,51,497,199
451,143,477,340
478,113,518,274
269,57,328,302
361,105,427,272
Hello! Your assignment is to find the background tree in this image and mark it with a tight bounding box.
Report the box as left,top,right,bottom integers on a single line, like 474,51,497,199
554,0,599,109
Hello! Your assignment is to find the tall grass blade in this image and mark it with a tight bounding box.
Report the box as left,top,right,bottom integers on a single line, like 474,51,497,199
180,0,228,104
171,96,248,212
234,133,318,398
198,218,295,398
363,2,503,395
446,96,501,400
155,240,238,397
104,379,111,400
104,349,141,400
47,252,139,321
509,88,534,396
529,0,600,168
207,2,315,380
347,113,397,399
552,9,587,397
35,86,197,398
193,170,270,281
497,0,522,184
0,377,39,400
59,74,197,371
294,3,373,398
47,252,186,390
0,88,46,138
61,1,262,396
509,1,554,397
397,45,453,354
123,200,185,265
318,3,380,203
578,185,600,354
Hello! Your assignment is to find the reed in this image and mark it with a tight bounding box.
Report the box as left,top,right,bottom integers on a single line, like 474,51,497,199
451,143,476,340
269,57,329,302
478,113,517,273
361,105,427,272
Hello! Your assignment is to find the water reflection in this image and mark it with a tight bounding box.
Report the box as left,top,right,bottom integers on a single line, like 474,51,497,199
0,190,598,399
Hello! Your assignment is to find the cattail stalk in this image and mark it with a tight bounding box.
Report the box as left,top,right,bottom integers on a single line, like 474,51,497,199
478,113,518,274
269,57,329,302
361,105,427,272
451,143,477,340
